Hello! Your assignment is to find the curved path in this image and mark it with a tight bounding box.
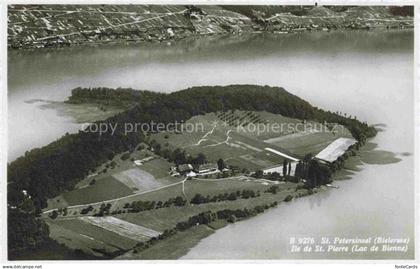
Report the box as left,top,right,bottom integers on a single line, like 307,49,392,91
43,174,253,215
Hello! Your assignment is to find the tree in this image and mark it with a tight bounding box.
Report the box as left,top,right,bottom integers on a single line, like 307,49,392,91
49,210,58,219
242,168,250,174
295,161,304,178
190,153,206,166
8,207,50,254
121,152,131,160
306,159,332,188
307,160,319,188
303,153,313,162
174,196,186,207
217,158,225,171
254,170,264,178
266,185,279,194
284,195,293,202
283,159,288,177
227,192,237,201
196,153,206,165
191,194,207,204
171,148,186,165
268,172,281,181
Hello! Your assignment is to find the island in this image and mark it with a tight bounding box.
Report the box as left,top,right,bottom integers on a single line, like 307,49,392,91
8,85,378,260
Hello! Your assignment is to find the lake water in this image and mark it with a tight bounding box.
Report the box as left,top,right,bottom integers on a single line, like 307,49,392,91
8,30,414,259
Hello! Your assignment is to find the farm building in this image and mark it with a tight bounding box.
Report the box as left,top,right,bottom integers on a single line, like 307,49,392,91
177,164,193,174
197,163,218,174
170,170,181,177
134,160,143,166
133,156,154,166
315,137,357,163
187,171,197,177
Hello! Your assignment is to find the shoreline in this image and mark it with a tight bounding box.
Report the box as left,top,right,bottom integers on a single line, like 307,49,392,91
11,84,395,260
8,5,413,51
8,27,413,52
115,185,324,260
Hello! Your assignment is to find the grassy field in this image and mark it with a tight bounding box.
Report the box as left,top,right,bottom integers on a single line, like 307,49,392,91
46,149,179,210
115,180,300,232
266,130,353,157
139,158,173,179
53,176,272,216
113,176,274,206
112,180,316,260
118,225,217,260
62,176,134,206
113,168,165,192
73,149,171,190
229,110,302,140
46,181,184,218
45,176,302,257
183,177,278,199
46,218,138,257
152,112,289,169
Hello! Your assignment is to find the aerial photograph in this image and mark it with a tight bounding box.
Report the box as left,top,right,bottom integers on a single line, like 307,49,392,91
5,3,415,262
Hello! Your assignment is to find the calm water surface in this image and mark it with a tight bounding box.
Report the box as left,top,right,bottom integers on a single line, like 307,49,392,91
8,30,414,259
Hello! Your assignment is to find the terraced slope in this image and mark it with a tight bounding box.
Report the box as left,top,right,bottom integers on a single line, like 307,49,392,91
8,5,413,49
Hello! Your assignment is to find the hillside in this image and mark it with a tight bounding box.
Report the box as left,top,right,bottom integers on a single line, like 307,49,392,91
8,5,413,49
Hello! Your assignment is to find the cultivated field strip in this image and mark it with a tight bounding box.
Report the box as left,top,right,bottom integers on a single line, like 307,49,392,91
112,168,163,192
315,137,357,163
48,218,139,253
80,216,161,242
263,130,320,144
